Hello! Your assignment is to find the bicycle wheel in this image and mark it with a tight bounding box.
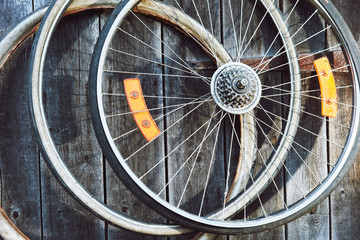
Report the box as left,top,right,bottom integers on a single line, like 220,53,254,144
26,0,252,237
91,0,298,233
90,0,360,234
26,0,190,236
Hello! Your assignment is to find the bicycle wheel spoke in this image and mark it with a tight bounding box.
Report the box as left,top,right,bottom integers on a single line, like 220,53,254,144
262,64,350,92
263,88,354,109
177,106,219,207
222,114,236,220
105,99,212,118
190,0,217,59
103,92,200,100
150,0,221,64
236,0,258,61
141,109,223,182
228,0,239,57
255,3,314,72
260,93,351,131
109,47,210,81
104,69,206,79
256,25,332,73
247,111,307,199
128,10,210,83
257,103,323,184
124,96,212,161
258,44,341,75
85,0,360,234
112,93,211,141
205,0,216,55
227,114,268,217
253,106,336,168
198,111,225,216
238,0,275,60
173,0,217,62
258,98,345,149
245,116,288,209
265,85,353,95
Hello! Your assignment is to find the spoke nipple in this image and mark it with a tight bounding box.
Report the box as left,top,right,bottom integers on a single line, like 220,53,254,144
142,119,151,128
130,91,139,99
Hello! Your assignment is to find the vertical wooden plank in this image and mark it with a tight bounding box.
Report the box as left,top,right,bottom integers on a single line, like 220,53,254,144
0,1,42,239
281,0,330,239
284,73,330,240
106,164,167,240
331,0,360,46
223,1,285,239
328,72,360,240
40,11,105,239
160,2,227,239
328,1,360,239
0,1,358,239
100,10,168,239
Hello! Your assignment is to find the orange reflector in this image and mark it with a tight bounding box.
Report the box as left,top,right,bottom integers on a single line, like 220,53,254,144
124,78,161,142
313,57,337,118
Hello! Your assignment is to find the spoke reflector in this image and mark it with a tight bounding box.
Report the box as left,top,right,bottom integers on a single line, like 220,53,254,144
313,57,337,118
124,78,161,141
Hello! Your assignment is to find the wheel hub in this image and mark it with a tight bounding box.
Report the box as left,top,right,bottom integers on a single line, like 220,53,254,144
211,62,262,114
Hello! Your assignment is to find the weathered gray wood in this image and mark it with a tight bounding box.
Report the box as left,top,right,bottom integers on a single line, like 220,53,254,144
99,10,168,239
0,0,359,239
327,4,360,239
0,34,42,240
327,0,360,233
281,0,329,239
40,10,105,239
160,2,227,240
282,0,325,53
331,0,360,46
284,73,330,240
223,1,285,239
0,0,34,36
0,1,42,239
328,72,360,240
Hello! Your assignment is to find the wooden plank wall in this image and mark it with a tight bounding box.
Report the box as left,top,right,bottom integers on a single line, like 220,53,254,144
0,0,359,239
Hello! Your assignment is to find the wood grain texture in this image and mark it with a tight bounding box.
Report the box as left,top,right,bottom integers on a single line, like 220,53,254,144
282,0,329,239
40,10,105,240
223,1,286,239
99,9,168,240
331,0,360,46
0,1,41,239
328,72,360,240
0,0,359,239
163,0,225,215
284,72,330,240
0,35,42,240
159,1,227,239
328,0,360,239
328,4,360,240
0,0,33,36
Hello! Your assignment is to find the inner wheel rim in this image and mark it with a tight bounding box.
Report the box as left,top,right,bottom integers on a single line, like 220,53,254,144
211,62,262,114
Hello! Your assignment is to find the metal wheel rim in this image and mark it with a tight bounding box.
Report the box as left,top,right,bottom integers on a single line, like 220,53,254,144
91,0,307,234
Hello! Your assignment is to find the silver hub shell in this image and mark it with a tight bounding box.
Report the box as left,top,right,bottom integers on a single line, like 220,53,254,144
211,62,262,114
